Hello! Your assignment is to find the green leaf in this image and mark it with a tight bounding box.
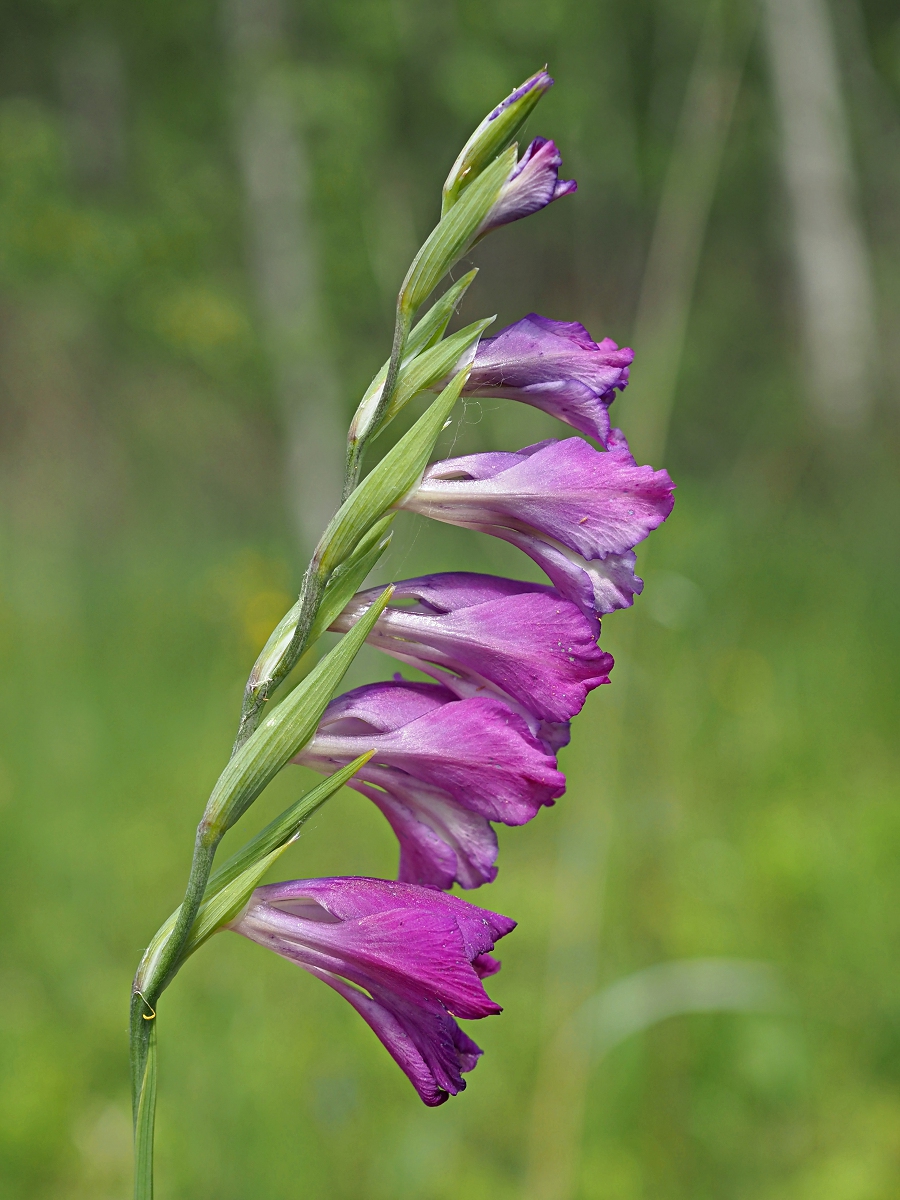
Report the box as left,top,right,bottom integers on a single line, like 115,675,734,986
135,756,374,990
206,752,375,897
132,1019,157,1200
307,517,394,644
202,586,392,838
183,843,289,956
371,317,493,438
400,150,514,315
442,68,551,214
316,366,469,575
349,271,479,444
249,515,394,688
406,270,479,356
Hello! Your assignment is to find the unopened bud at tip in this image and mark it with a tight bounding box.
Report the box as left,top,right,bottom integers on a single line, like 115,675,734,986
442,68,554,212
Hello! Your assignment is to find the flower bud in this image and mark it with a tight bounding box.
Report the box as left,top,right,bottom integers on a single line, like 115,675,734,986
442,68,554,213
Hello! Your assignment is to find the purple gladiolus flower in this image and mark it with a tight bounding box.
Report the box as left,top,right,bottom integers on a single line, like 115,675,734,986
330,572,613,750
397,430,675,633
294,680,566,891
229,876,515,1106
478,137,576,236
462,314,633,445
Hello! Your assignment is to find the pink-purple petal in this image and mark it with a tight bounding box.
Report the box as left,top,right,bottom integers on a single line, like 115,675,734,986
351,768,499,890
308,968,467,1106
229,877,513,1107
404,435,674,560
300,685,565,826
333,574,613,726
397,432,673,626
478,137,576,235
463,314,633,443
476,527,644,629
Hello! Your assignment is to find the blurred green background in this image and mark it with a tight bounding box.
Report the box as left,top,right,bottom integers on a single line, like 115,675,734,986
1,0,899,1197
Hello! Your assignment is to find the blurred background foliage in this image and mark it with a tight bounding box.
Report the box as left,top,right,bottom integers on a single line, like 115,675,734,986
0,0,899,1197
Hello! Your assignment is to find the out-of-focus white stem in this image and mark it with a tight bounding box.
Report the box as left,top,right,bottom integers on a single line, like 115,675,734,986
223,0,344,552
763,0,878,429
625,1,749,466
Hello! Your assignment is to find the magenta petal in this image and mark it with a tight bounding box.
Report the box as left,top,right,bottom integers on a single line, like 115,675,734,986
309,969,465,1106
404,435,674,560
335,574,613,726
302,685,565,825
319,679,449,735
352,768,499,891
314,971,485,1106
397,432,672,627
381,571,554,611
479,138,577,235
229,877,513,1106
474,527,643,629
464,314,633,444
238,901,497,1018
309,696,564,825
257,878,516,955
473,953,502,978
298,682,565,890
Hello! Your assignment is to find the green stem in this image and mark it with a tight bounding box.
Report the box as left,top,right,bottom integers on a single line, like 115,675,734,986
233,566,326,753
129,543,336,1194
129,833,217,1198
131,993,157,1200
129,553,331,1196
343,303,411,499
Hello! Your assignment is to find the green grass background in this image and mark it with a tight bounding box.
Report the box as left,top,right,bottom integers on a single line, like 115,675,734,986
1,1,899,1197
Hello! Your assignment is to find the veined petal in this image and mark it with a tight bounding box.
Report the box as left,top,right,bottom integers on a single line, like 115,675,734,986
478,138,577,235
237,902,493,1018
352,767,499,890
308,969,479,1106
462,314,633,444
300,685,565,826
332,574,613,726
231,877,513,1106
402,435,674,560
469,528,643,630
257,877,515,952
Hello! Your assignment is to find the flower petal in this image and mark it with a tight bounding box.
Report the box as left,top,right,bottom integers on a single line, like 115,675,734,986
479,138,577,235
335,574,613,726
463,314,633,443
305,966,480,1106
303,686,566,826
470,527,644,629
403,435,674,561
352,767,499,890
256,877,516,954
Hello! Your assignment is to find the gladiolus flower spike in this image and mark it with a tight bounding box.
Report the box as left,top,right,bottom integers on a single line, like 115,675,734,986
131,68,673,1195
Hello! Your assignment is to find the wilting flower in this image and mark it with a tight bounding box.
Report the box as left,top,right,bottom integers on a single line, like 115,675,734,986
459,314,633,445
294,680,565,891
397,430,674,632
477,137,576,237
229,876,515,1106
330,572,613,750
